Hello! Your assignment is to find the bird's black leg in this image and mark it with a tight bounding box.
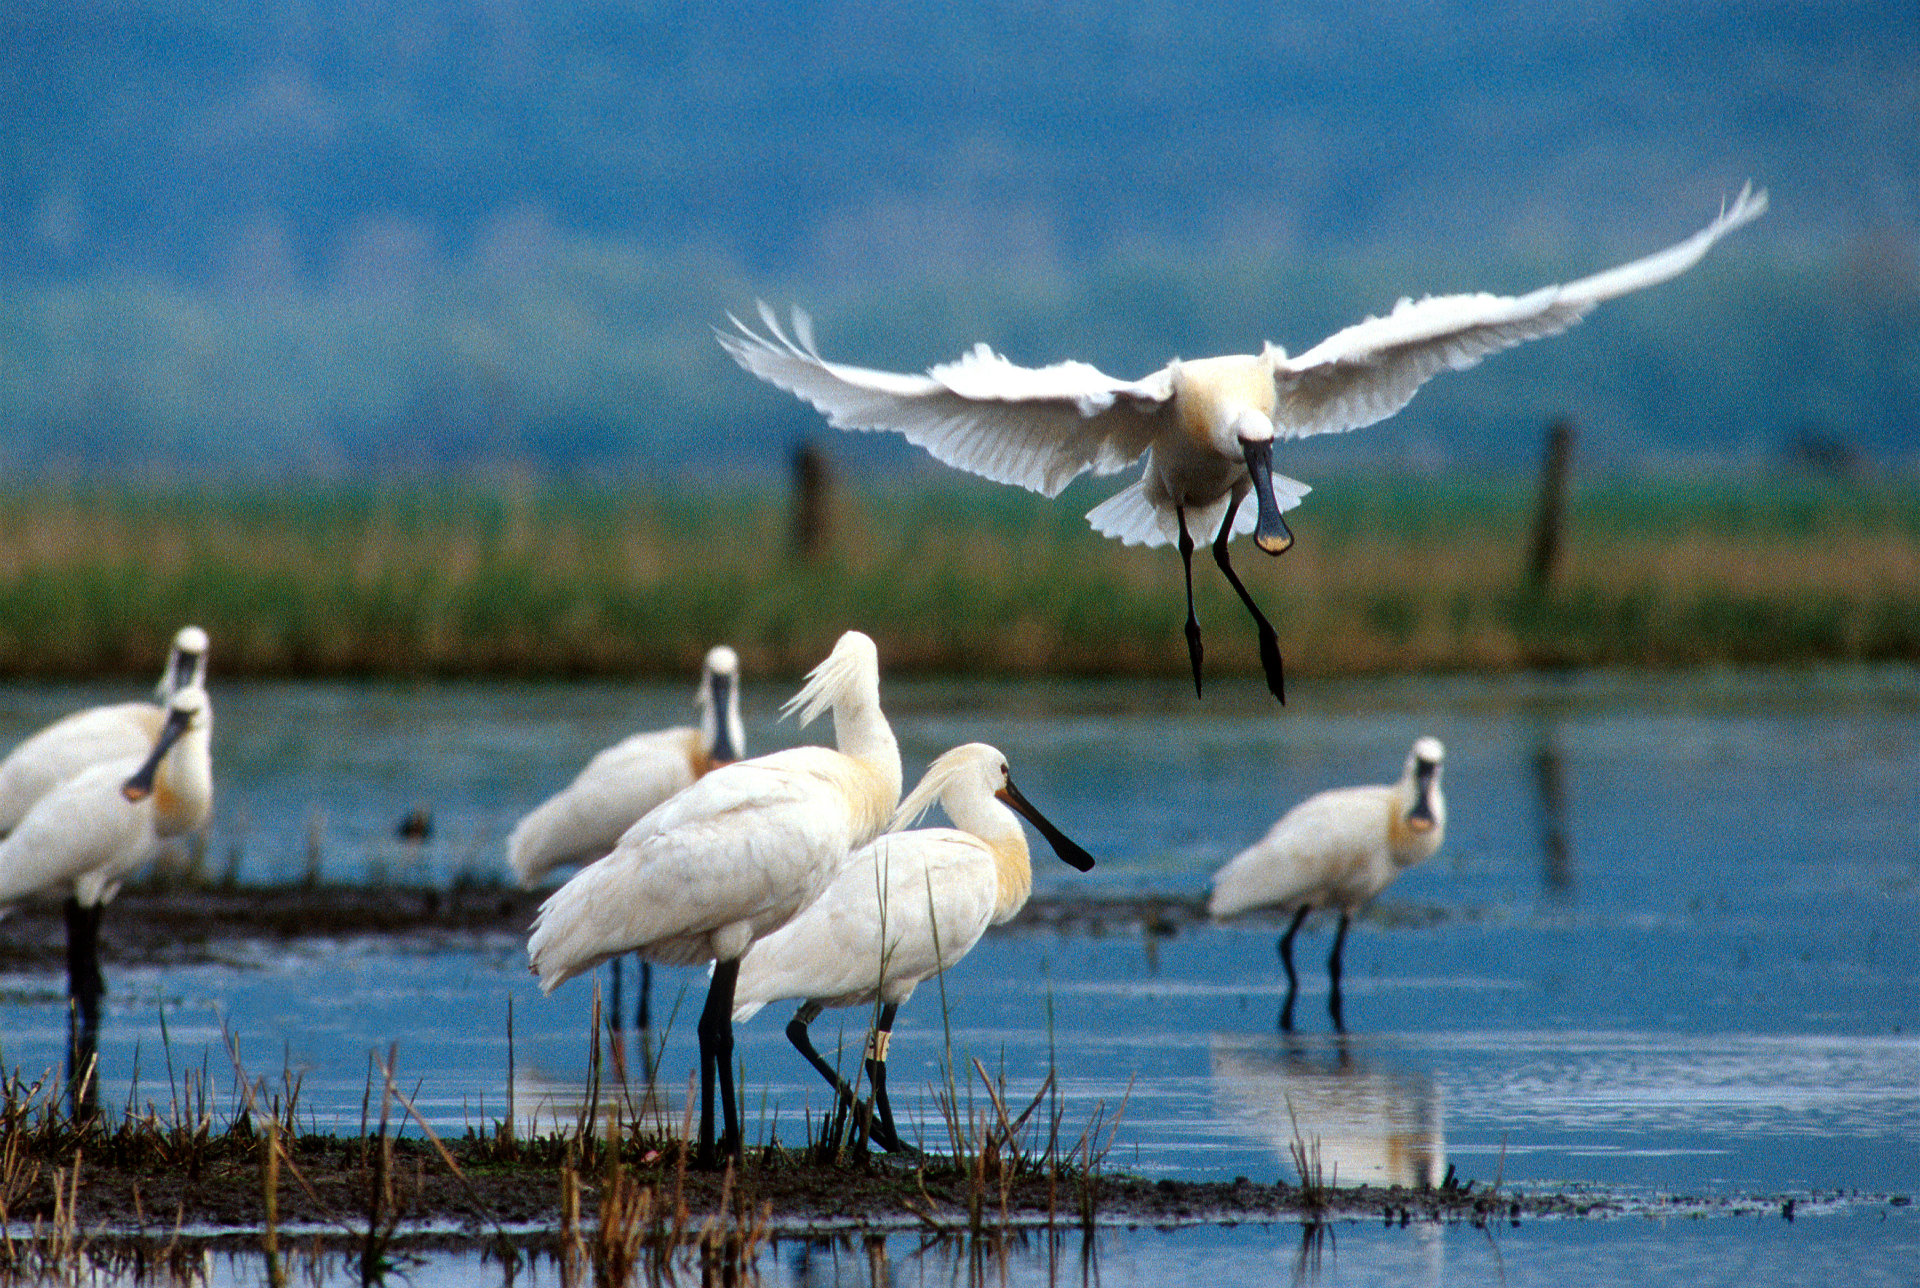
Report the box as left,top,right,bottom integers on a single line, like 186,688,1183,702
696,958,742,1168
1277,905,1309,1032
1211,488,1286,704
609,956,625,1034
785,1004,909,1154
1327,912,1351,1032
637,960,652,1032
63,896,104,1016
63,897,103,1119
1177,506,1204,697
863,1003,915,1154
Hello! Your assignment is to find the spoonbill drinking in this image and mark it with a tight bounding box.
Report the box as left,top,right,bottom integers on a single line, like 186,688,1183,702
0,625,209,836
732,742,1096,1152
0,684,215,1105
509,645,746,1028
720,187,1767,702
527,631,901,1167
1208,737,1447,1031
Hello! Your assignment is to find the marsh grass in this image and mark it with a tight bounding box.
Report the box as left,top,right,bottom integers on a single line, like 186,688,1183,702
0,475,1914,681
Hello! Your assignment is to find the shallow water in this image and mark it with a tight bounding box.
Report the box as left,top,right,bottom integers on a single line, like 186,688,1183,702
36,1208,1920,1287
2,668,1916,1278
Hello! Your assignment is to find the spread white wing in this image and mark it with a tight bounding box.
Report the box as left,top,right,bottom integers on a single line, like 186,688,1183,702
1270,185,1768,439
718,303,1173,498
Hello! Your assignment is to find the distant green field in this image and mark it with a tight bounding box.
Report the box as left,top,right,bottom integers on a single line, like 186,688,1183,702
0,477,1915,680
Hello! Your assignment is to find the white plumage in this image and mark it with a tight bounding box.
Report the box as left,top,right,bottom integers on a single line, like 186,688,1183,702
507,645,745,887
730,742,1095,1152
720,187,1767,702
0,684,215,910
733,742,1092,1021
0,625,209,836
1209,737,1447,1030
525,630,901,1166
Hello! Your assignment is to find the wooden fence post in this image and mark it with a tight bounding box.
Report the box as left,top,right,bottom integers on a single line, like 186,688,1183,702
1524,418,1575,592
791,441,832,560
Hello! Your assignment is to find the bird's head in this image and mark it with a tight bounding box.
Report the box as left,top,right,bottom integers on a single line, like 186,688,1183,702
1404,737,1446,832
698,644,745,765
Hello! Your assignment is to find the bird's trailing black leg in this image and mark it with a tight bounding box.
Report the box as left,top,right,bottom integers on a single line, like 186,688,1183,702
637,960,652,1031
1211,488,1287,704
1177,506,1204,697
863,1003,915,1154
696,958,742,1168
785,1003,908,1153
1277,905,1309,1032
1327,912,1351,1032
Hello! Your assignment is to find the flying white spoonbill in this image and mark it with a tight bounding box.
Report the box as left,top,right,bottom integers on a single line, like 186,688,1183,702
527,630,901,1167
1208,737,1446,1031
0,684,216,1023
733,742,1095,1152
720,186,1767,703
0,625,209,836
508,645,746,1029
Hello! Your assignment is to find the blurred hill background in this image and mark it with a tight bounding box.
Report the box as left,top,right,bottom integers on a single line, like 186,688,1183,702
1,0,1915,480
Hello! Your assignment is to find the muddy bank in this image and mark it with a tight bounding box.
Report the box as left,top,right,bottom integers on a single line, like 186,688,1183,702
0,1131,1681,1239
0,885,1212,970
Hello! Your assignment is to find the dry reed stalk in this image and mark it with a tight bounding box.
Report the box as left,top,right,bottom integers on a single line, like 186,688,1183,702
262,1117,285,1288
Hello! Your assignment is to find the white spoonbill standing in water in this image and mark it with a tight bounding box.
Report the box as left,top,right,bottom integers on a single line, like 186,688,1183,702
0,684,215,1109
720,187,1767,702
1208,737,1446,1031
731,742,1096,1152
508,645,746,1029
527,631,901,1168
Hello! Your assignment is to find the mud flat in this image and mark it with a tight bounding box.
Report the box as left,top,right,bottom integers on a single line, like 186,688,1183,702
0,884,1208,969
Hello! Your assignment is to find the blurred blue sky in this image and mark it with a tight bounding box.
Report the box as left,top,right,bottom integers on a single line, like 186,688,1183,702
7,0,1913,282
1,0,1914,474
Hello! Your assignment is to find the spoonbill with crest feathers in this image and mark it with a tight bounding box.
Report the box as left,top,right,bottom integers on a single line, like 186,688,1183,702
527,630,901,1168
720,187,1767,703
508,645,746,1029
732,742,1096,1152
0,625,209,836
1209,737,1446,1031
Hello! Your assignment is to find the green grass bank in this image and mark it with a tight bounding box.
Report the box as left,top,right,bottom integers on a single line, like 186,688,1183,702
0,476,1915,681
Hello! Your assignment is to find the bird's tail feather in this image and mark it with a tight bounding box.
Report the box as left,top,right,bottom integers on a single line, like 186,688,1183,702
1086,474,1310,549
1085,480,1175,548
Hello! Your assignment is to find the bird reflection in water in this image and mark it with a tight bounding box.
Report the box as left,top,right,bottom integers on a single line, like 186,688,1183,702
1209,1032,1443,1189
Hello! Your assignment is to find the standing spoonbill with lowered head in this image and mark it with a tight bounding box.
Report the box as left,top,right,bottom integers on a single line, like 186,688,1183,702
0,625,209,836
732,742,1096,1152
0,684,215,1106
720,187,1767,703
1208,737,1446,1031
508,645,746,1029
528,630,901,1168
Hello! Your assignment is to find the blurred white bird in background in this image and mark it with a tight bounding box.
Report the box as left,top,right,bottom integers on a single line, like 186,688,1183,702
508,645,746,1030
0,682,216,1109
1209,737,1447,1031
721,187,1767,704
0,625,209,836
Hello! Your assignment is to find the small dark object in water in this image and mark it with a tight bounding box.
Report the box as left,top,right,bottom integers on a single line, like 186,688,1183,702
1782,1198,1796,1222
397,808,433,842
